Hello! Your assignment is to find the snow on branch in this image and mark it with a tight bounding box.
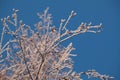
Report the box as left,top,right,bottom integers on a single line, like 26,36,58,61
0,8,113,80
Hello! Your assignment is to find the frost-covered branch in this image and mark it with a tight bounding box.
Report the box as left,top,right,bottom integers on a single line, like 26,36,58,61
0,8,113,80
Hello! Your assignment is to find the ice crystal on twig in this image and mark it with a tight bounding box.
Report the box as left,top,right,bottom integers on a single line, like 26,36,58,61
0,8,113,80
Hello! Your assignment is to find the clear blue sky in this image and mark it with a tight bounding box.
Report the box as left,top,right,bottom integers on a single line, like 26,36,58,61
0,0,120,80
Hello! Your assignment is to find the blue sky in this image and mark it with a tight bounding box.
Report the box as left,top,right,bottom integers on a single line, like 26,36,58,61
0,0,120,80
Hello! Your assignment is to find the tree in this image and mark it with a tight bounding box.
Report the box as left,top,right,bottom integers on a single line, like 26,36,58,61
0,8,113,80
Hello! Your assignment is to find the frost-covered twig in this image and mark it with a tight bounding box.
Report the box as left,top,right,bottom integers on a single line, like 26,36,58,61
80,70,114,80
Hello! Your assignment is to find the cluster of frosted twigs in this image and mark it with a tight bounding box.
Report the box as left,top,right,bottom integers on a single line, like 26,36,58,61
0,8,113,80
